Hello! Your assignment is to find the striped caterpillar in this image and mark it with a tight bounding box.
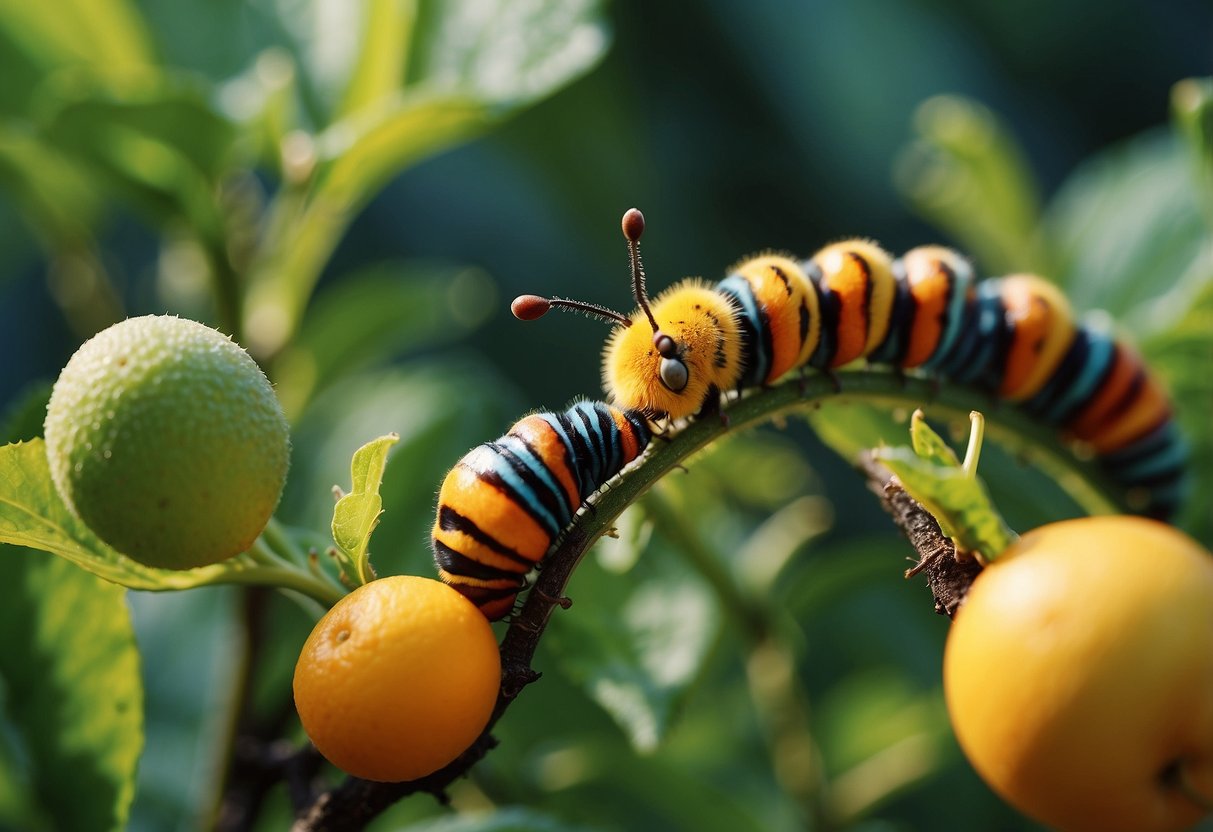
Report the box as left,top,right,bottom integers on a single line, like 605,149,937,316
511,209,1185,521
432,209,1186,620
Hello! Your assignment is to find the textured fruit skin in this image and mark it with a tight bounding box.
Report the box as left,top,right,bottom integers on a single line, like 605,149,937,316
293,576,501,782
44,315,290,570
945,517,1213,832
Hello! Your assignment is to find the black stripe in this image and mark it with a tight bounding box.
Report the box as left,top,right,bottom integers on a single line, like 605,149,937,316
1061,344,1125,432
1022,327,1092,424
436,505,535,568
557,409,598,494
870,258,914,365
624,409,652,451
717,279,765,387
450,581,524,606
434,538,529,582
1098,368,1148,427
852,252,873,351
490,440,570,531
515,433,578,518
810,278,839,371
771,263,793,295
587,402,622,481
472,459,561,540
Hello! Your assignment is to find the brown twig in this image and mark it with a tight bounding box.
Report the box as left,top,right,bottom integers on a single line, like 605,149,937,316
859,453,984,618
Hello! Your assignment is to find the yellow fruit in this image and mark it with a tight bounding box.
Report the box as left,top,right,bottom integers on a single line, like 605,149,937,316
293,575,501,782
944,516,1213,832
44,315,289,570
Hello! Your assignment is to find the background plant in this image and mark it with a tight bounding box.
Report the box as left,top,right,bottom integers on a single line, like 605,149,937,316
0,1,1209,831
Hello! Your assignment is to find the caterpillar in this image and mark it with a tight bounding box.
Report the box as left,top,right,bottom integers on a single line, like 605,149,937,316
432,399,651,620
511,209,1186,520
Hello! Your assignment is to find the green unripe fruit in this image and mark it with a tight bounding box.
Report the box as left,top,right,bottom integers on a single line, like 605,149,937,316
44,315,290,570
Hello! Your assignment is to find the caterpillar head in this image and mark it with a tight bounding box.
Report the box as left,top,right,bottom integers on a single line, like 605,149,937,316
512,209,741,420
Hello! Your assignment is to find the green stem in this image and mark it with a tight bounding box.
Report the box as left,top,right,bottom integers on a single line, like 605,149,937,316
241,538,346,608
586,371,1122,532
260,517,311,567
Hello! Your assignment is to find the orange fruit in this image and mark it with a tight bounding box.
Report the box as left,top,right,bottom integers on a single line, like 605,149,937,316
944,516,1213,832
293,575,500,782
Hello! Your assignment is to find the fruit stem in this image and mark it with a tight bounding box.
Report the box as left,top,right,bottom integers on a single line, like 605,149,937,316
243,538,347,608
961,410,985,479
261,517,311,568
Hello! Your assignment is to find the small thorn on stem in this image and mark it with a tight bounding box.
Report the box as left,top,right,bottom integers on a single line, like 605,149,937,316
534,588,573,610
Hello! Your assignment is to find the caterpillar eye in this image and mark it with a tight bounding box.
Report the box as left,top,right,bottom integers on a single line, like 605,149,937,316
659,356,689,392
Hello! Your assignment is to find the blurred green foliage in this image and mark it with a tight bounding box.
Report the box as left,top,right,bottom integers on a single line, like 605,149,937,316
0,0,1209,831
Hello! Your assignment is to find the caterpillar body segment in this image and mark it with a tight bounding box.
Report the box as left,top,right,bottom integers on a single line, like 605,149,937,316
433,400,652,620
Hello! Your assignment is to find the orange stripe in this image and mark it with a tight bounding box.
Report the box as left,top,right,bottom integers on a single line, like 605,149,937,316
509,415,580,511
737,257,815,381
997,276,1075,400
1072,346,1173,453
609,407,642,462
825,251,870,366
1068,343,1138,441
902,249,951,367
435,464,550,565
811,241,893,367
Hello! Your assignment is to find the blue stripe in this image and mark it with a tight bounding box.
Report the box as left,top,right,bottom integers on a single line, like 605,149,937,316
1099,421,1188,481
945,289,1003,383
1042,322,1116,424
537,411,583,497
576,401,616,483
567,403,606,488
497,434,573,526
463,444,562,537
935,262,972,361
717,274,769,387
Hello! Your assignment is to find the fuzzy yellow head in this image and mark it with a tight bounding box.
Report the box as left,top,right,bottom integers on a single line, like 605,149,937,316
603,280,742,420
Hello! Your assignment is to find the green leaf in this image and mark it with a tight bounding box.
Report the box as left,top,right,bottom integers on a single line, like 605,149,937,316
909,408,962,469
0,548,142,832
339,0,418,118
547,512,720,752
407,0,609,109
276,362,524,581
243,94,488,357
0,439,342,602
273,261,496,418
1145,279,1213,548
0,0,152,99
241,0,611,358
37,71,237,241
806,400,915,463
403,806,600,832
816,672,951,821
0,126,103,244
0,382,51,443
1042,128,1207,333
872,442,1016,561
331,433,400,586
1171,77,1213,229
894,95,1046,275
